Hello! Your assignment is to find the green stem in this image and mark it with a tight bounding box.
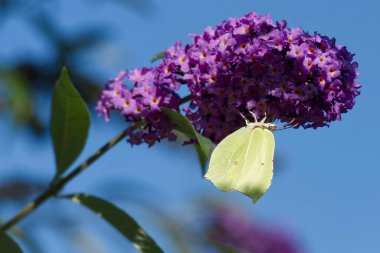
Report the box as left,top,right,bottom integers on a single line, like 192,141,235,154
0,94,194,231
0,121,145,231
180,94,192,104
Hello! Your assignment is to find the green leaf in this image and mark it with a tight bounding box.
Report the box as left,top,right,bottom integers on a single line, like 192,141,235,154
0,230,23,253
0,69,44,134
162,108,213,174
50,68,90,181
63,193,164,253
0,69,33,123
150,51,166,63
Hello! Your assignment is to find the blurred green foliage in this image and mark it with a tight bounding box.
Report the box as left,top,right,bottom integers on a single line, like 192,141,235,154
0,0,151,136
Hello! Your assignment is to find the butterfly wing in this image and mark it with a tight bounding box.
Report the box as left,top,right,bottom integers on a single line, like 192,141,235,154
206,126,252,191
205,126,275,203
237,127,275,202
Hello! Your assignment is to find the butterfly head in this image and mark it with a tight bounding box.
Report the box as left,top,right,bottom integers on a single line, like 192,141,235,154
266,123,276,132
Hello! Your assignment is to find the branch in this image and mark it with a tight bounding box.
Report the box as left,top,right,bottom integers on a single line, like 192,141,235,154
180,94,193,104
1,93,195,231
0,121,146,231
0,92,195,231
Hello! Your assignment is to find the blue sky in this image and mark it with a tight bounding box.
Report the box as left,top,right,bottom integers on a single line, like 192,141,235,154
1,0,380,252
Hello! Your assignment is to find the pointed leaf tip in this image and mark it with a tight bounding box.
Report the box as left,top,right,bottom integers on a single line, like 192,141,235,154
162,108,213,174
63,193,164,253
0,230,24,253
151,51,166,63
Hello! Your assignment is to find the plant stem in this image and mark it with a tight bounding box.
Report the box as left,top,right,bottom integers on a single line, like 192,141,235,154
0,122,145,231
180,94,192,104
0,95,193,231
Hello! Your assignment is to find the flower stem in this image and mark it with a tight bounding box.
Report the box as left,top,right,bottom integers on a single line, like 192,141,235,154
0,121,145,231
180,94,192,104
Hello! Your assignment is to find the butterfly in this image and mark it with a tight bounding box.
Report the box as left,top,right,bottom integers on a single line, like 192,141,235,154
205,112,276,203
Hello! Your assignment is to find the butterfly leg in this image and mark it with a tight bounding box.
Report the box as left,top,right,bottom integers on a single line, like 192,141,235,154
257,111,267,123
239,112,250,126
249,111,258,123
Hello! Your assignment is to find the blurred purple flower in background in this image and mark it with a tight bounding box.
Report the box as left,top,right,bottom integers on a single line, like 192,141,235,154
97,11,361,145
207,206,302,253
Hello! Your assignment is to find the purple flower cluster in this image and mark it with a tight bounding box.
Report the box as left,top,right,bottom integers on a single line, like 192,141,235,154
156,11,360,143
96,68,180,146
207,206,302,253
98,11,361,145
